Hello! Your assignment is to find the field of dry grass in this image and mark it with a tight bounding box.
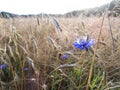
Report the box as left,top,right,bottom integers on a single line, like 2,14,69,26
0,15,120,90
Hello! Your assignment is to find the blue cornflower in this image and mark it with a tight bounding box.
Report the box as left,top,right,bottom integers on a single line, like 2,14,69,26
62,54,70,59
73,36,95,50
24,68,29,71
0,64,7,69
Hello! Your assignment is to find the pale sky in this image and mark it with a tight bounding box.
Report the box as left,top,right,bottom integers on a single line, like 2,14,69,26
0,0,112,15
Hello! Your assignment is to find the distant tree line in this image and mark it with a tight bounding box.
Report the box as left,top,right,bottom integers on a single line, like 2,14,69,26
0,11,17,18
64,0,120,17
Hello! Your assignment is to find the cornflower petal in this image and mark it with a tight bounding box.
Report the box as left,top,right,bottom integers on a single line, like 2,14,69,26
82,36,87,42
73,36,95,50
24,68,29,71
86,39,95,48
62,54,70,59
0,64,7,69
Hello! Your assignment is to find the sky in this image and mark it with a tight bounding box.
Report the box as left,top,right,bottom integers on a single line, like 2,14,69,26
0,0,112,15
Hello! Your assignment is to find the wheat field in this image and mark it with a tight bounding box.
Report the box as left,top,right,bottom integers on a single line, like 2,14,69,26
0,15,120,90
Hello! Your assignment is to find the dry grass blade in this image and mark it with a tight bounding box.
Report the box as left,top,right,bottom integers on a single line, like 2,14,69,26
86,12,105,90
89,47,99,58
104,85,120,90
107,13,115,54
52,18,62,32
37,17,40,25
26,56,36,71
107,2,117,53
48,36,62,50
58,63,78,69
6,45,16,61
31,37,38,54
19,45,28,55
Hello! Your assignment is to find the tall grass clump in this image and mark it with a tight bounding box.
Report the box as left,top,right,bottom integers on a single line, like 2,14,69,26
0,16,120,90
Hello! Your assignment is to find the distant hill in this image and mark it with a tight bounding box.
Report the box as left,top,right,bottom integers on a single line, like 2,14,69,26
64,4,108,17
0,11,18,18
0,11,63,18
0,0,120,18
64,0,120,17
